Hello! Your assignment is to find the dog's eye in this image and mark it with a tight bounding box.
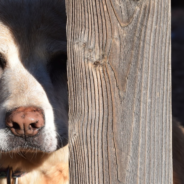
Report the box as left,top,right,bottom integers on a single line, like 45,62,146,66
0,53,6,69
0,54,6,77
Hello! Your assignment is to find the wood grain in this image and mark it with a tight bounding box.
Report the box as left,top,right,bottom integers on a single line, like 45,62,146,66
66,0,172,183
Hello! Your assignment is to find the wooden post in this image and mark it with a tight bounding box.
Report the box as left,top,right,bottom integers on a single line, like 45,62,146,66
66,0,172,183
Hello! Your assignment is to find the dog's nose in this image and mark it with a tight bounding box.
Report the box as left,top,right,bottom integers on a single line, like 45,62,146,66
5,107,44,137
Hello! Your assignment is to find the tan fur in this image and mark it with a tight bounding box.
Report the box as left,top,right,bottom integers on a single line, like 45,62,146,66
0,146,69,184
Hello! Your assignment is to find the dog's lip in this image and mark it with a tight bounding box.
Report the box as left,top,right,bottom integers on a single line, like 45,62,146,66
2,132,50,153
0,146,55,153
0,128,67,152
5,148,50,153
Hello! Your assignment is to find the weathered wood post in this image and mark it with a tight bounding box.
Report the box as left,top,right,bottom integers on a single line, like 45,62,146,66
66,0,172,183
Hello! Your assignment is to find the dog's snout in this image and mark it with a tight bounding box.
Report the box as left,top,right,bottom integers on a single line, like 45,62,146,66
5,107,44,137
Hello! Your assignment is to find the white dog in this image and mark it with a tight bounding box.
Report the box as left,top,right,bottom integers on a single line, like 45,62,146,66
0,0,68,183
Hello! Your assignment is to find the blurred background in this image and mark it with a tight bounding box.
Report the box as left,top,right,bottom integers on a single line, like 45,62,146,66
172,1,184,123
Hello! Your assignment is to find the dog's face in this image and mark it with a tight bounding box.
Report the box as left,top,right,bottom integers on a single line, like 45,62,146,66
0,0,68,153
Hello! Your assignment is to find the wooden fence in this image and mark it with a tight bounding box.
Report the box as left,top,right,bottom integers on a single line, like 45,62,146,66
66,0,172,183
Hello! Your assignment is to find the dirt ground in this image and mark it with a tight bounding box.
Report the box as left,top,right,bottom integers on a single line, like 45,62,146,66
172,8,184,124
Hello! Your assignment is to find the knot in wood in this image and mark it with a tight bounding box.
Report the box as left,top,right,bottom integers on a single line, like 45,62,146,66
93,60,104,68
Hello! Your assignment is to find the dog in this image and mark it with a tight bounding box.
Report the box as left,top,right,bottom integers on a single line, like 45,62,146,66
1,1,184,184
0,0,68,183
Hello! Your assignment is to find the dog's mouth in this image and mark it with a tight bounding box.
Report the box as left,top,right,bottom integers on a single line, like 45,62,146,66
7,135,52,152
0,128,61,153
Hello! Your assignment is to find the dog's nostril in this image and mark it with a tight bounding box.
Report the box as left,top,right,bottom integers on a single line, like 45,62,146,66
30,122,39,129
12,122,20,130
